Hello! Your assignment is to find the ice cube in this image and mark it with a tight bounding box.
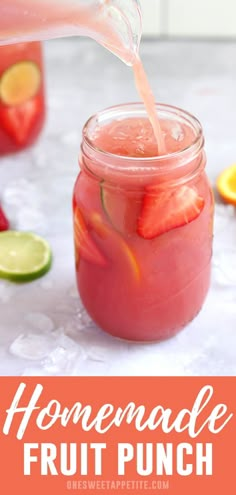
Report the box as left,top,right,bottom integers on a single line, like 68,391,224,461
25,313,55,332
9,333,56,361
10,327,85,374
42,330,85,374
171,124,184,142
86,344,111,363
76,306,93,328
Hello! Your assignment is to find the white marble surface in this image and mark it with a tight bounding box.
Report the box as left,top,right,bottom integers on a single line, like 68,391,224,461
0,38,236,376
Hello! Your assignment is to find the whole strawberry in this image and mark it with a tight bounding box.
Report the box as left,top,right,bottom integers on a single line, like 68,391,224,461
0,206,9,231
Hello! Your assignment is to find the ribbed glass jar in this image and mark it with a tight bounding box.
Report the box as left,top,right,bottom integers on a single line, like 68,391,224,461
73,103,214,342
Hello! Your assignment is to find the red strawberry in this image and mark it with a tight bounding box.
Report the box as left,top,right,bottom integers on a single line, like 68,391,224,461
137,185,205,239
0,206,9,231
0,96,41,145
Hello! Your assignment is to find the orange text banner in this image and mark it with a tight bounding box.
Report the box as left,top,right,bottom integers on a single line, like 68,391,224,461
0,377,235,495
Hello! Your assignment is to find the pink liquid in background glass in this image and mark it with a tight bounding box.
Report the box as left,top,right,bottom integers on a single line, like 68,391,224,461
74,114,213,341
0,42,45,155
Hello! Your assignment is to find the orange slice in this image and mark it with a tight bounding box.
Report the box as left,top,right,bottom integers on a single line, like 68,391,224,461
74,207,107,267
216,164,236,206
0,61,41,106
90,212,141,283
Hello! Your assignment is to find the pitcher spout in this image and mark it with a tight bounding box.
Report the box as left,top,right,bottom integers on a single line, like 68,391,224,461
0,0,142,65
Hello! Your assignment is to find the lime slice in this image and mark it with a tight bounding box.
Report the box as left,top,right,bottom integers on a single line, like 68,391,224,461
0,61,41,106
0,231,52,282
100,182,142,235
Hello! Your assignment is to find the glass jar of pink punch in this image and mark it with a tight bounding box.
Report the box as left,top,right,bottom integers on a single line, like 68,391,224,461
73,103,214,342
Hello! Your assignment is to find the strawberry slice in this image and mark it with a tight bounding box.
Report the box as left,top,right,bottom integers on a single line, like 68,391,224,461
0,95,42,145
137,185,205,239
0,206,9,231
74,207,107,266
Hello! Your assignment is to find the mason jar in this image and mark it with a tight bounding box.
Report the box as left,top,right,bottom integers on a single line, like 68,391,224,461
0,42,45,155
73,103,214,342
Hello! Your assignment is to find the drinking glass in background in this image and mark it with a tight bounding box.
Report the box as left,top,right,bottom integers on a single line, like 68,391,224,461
0,42,45,155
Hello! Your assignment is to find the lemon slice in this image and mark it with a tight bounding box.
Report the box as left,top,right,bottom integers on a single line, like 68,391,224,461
0,61,41,106
217,164,236,206
0,231,52,282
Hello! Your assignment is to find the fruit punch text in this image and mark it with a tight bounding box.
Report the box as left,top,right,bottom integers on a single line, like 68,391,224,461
0,383,233,478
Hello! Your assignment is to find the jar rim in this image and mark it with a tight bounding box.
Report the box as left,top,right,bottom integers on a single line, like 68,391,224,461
82,102,204,174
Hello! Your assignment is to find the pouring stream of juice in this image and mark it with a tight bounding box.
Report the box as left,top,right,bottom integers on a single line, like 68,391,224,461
0,0,165,153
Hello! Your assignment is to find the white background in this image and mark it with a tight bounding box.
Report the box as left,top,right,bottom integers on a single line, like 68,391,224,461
140,0,236,37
